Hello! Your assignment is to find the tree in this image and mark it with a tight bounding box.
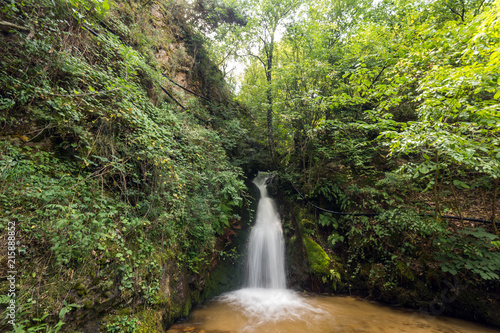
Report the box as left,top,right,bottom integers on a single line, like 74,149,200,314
241,0,304,164
376,0,500,223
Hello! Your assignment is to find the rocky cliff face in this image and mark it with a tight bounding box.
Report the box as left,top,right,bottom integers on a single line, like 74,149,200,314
0,0,245,331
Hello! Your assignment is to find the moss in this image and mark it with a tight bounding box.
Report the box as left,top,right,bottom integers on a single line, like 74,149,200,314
117,308,132,316
396,261,415,282
285,234,311,288
301,218,316,232
74,282,85,291
200,258,241,301
303,237,330,275
135,309,164,333
295,209,315,235
153,288,170,306
83,300,93,309
183,297,192,317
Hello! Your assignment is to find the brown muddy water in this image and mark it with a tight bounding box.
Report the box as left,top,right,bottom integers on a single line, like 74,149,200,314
167,288,499,333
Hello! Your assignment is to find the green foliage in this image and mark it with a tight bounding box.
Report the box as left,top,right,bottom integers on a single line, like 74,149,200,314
0,0,247,329
346,210,444,261
103,315,139,333
0,0,245,255
10,301,79,333
317,214,345,247
2,0,499,327
338,210,448,288
435,228,500,280
323,267,342,291
380,1,500,180
68,0,111,23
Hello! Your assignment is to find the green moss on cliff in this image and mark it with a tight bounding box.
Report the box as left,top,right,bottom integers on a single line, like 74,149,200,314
303,237,330,275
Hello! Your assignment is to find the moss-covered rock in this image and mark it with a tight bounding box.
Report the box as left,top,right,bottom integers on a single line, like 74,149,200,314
303,237,330,275
135,309,164,333
201,258,243,301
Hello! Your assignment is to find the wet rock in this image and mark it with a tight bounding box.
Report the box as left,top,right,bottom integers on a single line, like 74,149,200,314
266,173,279,197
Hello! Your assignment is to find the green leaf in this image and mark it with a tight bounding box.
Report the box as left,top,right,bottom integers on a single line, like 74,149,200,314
0,295,11,304
453,180,470,189
102,0,110,11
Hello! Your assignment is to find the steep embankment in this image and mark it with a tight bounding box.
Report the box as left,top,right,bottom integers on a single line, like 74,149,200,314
0,0,247,331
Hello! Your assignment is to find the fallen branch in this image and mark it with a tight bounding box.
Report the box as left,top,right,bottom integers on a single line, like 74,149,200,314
0,20,30,32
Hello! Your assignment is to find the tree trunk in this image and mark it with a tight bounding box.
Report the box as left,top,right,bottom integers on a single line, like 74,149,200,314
266,79,274,163
434,151,441,221
492,177,499,235
449,166,464,227
266,39,276,166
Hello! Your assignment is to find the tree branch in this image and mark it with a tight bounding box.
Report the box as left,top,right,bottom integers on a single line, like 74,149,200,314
247,53,267,70
0,20,30,32
475,0,487,15
258,35,270,60
369,65,388,88
446,4,464,21
216,51,233,67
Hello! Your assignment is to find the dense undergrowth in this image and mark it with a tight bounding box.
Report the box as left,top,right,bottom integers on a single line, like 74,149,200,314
0,0,247,331
272,116,500,325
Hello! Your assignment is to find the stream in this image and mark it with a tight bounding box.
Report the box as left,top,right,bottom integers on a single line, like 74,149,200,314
166,289,499,333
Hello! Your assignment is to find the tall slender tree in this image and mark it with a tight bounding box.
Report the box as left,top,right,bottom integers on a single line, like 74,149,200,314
243,0,304,164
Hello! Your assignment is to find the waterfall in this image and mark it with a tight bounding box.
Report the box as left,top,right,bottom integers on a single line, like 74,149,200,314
218,172,320,325
246,173,286,289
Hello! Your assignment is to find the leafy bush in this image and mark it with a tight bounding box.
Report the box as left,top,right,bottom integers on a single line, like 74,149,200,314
435,227,500,280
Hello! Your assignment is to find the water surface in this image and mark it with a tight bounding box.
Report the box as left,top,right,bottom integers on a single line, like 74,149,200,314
167,289,499,333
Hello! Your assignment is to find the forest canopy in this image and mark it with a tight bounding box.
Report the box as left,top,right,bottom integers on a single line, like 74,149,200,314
205,0,499,221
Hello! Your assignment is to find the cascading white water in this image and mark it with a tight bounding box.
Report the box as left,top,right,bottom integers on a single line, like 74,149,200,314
246,173,286,289
218,172,322,328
